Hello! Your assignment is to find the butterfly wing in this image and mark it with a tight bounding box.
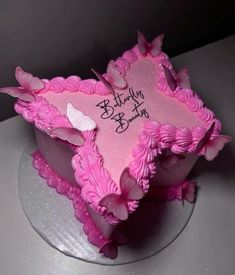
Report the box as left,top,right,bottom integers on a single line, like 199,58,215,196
160,154,185,169
99,242,118,259
15,66,44,91
49,127,84,146
91,68,115,95
183,182,196,203
107,60,127,89
137,30,149,55
196,122,215,153
66,103,96,131
205,135,232,161
99,194,129,220
163,65,177,91
149,34,164,57
0,87,35,102
177,68,191,89
120,168,144,200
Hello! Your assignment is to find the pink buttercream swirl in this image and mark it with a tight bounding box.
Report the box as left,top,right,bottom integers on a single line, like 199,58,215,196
186,97,204,112
72,131,120,225
157,124,177,148
175,88,194,102
14,96,71,132
129,121,159,194
122,49,137,63
79,79,97,94
171,128,192,154
64,75,81,91
197,108,215,122
48,77,65,92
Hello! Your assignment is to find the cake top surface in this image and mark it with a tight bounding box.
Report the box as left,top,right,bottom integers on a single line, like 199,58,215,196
0,32,231,225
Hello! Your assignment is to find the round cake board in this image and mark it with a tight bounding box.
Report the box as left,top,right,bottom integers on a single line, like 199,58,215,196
18,136,195,265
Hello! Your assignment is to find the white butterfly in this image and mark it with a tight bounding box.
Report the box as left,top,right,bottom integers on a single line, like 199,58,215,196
0,66,44,101
66,103,96,132
49,103,96,146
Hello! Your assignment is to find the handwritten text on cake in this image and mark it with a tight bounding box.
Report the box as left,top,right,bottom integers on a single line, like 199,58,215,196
96,87,149,133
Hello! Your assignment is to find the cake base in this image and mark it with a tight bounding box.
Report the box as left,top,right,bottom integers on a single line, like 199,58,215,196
18,136,195,265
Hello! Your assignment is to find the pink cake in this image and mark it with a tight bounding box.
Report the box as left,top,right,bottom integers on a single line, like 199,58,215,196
0,32,231,259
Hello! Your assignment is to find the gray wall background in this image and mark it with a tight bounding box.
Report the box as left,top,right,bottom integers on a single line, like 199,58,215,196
0,0,234,121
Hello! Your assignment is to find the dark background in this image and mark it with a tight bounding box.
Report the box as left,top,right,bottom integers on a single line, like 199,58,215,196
0,0,234,121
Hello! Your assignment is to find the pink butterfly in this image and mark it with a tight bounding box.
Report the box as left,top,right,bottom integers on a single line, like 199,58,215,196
160,154,185,169
92,60,127,95
137,31,164,57
162,66,191,91
177,68,191,89
162,65,177,91
168,181,196,203
99,229,127,259
0,66,44,102
196,122,232,161
49,127,84,146
99,168,144,220
99,242,117,259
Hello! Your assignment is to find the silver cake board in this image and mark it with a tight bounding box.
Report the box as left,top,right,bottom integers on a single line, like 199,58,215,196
18,136,195,265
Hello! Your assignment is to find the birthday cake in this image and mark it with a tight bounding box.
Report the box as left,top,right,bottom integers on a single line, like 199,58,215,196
0,32,231,259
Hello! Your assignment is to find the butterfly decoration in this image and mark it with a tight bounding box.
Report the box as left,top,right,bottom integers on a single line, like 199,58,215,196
99,228,128,259
196,122,232,161
92,60,127,95
49,103,96,146
137,30,164,57
99,167,144,220
159,153,186,170
0,66,44,102
162,65,191,91
49,127,84,146
176,68,191,89
99,241,118,259
167,181,196,203
66,103,96,132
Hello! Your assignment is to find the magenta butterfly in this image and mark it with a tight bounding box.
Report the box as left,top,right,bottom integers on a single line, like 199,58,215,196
92,60,127,95
99,168,144,220
168,181,196,203
0,66,44,101
196,122,232,161
163,65,191,91
137,31,164,57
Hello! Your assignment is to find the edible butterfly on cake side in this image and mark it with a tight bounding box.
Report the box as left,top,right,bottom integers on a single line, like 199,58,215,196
0,31,231,259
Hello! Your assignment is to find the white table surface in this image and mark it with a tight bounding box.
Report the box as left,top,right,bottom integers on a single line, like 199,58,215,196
0,36,235,275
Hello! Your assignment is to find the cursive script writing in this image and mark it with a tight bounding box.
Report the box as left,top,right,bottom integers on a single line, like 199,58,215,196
96,87,149,133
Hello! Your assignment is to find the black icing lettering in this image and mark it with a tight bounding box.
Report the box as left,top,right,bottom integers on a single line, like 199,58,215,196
111,112,129,133
96,99,114,119
96,87,149,134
